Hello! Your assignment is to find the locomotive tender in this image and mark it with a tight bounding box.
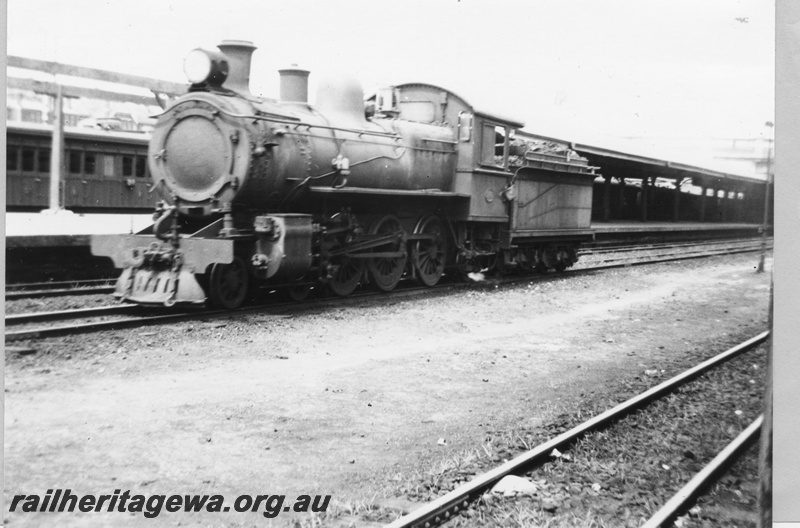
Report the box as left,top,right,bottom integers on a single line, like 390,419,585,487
92,40,597,309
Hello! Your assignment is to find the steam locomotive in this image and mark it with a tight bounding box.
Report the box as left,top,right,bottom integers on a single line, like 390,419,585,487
91,40,598,309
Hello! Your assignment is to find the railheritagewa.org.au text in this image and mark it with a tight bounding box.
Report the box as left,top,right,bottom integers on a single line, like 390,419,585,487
9,489,331,519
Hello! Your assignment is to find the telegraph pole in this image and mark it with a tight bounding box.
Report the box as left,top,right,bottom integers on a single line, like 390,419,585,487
757,121,773,273
45,82,64,213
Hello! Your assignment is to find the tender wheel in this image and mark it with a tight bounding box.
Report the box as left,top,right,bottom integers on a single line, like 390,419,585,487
208,257,249,309
536,246,556,274
412,215,447,287
367,215,407,292
328,257,364,297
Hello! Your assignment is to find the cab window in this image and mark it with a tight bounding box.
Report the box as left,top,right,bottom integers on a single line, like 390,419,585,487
481,124,507,167
458,112,472,142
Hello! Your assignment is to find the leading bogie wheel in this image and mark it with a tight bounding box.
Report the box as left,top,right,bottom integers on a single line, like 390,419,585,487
208,256,250,309
367,215,407,292
412,215,447,287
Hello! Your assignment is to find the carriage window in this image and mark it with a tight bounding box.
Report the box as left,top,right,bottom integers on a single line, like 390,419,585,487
103,155,115,177
85,153,97,175
135,156,147,177
22,148,36,172
481,124,507,167
38,149,51,173
7,145,19,171
69,151,82,174
122,155,134,177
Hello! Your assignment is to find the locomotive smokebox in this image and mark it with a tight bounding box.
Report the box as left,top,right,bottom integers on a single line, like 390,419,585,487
279,65,310,103
218,40,256,96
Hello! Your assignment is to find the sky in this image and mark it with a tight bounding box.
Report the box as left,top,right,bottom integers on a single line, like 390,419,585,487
7,0,775,170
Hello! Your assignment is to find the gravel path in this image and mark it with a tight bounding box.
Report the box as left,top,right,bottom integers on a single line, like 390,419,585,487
4,253,772,527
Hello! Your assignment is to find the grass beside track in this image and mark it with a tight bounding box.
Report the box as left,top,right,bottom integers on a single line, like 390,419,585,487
320,334,768,528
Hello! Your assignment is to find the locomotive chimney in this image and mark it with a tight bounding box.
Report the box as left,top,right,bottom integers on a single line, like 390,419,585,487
278,64,310,103
217,40,256,96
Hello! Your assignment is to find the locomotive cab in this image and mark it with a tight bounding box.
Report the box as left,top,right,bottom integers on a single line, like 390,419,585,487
387,83,597,274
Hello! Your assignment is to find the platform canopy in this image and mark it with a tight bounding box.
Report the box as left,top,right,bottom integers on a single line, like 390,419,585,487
514,129,764,193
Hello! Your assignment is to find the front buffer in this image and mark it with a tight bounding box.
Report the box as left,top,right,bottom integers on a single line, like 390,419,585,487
91,235,234,307
92,213,313,308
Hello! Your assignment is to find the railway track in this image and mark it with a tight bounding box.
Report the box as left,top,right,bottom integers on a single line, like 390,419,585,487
3,283,437,341
385,332,769,528
4,236,770,302
575,236,771,268
580,236,767,255
640,415,764,528
5,238,771,341
5,304,142,325
5,278,115,299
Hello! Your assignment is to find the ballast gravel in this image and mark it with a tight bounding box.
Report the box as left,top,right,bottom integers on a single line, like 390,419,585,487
4,252,772,527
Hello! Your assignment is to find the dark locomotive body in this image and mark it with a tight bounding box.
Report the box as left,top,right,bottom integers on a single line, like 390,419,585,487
92,40,597,308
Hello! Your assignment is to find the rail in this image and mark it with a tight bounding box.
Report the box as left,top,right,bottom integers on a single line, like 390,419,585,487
385,332,769,528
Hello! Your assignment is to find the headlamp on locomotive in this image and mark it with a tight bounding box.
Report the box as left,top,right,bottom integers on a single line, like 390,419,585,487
183,48,230,86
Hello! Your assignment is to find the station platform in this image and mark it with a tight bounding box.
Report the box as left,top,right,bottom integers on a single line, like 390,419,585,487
5,217,766,249
5,212,152,248
589,221,766,244
592,221,764,234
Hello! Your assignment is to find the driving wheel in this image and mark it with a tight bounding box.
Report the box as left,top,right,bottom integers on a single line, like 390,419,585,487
328,257,364,297
367,215,407,292
411,215,447,287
